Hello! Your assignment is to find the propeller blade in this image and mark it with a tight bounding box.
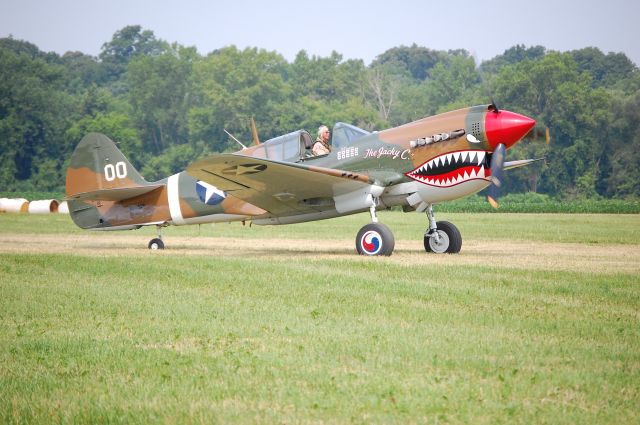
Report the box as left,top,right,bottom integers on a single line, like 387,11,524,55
504,158,545,171
545,127,550,144
487,143,506,209
250,117,260,146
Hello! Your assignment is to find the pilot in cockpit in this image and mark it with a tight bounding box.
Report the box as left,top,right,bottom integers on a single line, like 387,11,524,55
312,125,331,156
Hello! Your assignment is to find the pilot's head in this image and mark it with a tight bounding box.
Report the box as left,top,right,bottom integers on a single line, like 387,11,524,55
317,125,330,141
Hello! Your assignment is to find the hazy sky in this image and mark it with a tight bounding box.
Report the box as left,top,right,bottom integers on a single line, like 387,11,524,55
1,0,638,66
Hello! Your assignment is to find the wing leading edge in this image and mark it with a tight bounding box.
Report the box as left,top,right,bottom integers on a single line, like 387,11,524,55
187,154,374,216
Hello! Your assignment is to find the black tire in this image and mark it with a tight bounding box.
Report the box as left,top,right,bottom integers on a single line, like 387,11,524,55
424,221,462,254
356,223,395,256
148,238,165,250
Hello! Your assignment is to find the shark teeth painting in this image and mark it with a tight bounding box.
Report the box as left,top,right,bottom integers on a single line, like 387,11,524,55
405,150,490,187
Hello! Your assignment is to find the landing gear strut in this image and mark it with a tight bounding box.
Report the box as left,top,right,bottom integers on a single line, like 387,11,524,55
148,225,165,250
424,204,462,254
355,198,395,256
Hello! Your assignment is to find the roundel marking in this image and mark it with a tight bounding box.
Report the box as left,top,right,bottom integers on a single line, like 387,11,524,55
360,230,382,255
196,181,226,206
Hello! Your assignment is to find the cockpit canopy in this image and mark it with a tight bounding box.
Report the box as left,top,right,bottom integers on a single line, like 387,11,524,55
245,130,313,162
331,122,371,149
242,122,371,163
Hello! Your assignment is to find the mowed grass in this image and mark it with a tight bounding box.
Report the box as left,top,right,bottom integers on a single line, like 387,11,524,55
0,212,639,423
2,211,637,245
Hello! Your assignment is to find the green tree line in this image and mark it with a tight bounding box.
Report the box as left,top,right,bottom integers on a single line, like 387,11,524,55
1,26,638,198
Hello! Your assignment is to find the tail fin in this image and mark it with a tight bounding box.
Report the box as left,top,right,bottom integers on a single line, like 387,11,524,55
65,133,157,200
65,133,162,229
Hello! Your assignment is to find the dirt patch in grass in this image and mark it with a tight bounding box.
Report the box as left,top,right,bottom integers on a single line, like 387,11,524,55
1,232,638,275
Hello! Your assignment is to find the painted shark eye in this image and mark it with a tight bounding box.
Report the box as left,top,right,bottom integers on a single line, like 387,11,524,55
405,150,490,187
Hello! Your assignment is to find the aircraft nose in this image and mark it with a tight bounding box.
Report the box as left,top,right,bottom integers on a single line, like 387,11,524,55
485,110,536,149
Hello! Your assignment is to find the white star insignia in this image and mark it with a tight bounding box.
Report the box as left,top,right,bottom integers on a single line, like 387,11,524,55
198,181,225,203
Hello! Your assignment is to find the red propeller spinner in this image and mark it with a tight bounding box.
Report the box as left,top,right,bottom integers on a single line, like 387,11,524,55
485,109,536,149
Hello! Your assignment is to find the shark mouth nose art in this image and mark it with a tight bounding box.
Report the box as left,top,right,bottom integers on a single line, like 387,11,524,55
405,150,489,187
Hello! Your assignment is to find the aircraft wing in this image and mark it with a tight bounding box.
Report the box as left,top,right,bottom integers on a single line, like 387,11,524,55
187,154,373,216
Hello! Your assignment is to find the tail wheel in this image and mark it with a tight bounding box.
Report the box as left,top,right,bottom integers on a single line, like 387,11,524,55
356,223,395,256
148,238,165,250
424,221,461,254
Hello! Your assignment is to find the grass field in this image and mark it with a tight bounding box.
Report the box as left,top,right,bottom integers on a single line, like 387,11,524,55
1,212,639,424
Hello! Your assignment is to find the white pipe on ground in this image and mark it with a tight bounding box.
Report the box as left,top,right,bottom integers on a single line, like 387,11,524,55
28,199,59,214
1,198,29,213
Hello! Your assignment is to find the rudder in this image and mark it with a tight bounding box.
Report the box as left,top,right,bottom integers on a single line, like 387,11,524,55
66,133,147,198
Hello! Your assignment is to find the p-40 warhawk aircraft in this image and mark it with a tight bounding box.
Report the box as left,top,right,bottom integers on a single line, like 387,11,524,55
66,104,537,256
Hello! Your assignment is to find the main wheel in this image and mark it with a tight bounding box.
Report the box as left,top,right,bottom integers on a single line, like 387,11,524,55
148,238,165,250
356,223,395,256
424,221,461,254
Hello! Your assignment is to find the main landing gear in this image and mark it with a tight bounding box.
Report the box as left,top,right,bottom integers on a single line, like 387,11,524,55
423,204,462,254
355,201,395,256
148,225,165,250
355,202,462,256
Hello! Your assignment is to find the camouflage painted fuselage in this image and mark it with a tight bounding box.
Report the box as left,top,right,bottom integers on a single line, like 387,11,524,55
66,104,534,230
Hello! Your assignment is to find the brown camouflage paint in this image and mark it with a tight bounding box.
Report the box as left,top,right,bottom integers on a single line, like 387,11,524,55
66,105,533,230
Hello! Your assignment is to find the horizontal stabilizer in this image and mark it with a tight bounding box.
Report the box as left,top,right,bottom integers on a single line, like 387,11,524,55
504,158,545,171
65,184,164,202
